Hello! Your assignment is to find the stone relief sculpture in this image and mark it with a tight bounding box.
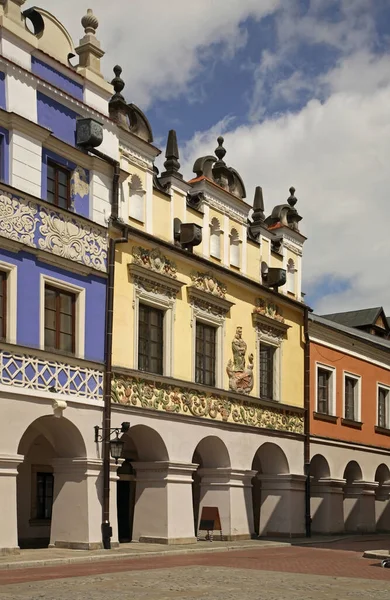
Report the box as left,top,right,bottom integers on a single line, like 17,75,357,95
226,327,254,395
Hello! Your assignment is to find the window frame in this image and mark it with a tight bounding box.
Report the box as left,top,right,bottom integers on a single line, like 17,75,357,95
40,275,85,358
343,371,361,422
377,384,390,429
315,363,336,416
30,465,54,523
47,159,71,209
0,260,17,344
259,342,276,399
195,320,217,387
138,302,164,376
44,284,76,355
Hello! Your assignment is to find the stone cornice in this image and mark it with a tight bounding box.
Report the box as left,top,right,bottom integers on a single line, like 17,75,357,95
252,313,290,335
187,285,234,315
128,262,184,297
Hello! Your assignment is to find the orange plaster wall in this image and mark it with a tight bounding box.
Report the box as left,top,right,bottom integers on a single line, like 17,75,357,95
310,341,390,448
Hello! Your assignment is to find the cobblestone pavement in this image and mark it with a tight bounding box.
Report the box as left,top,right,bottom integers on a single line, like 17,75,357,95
1,540,390,599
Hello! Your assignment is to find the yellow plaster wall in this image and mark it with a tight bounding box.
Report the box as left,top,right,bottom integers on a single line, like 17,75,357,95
153,191,172,242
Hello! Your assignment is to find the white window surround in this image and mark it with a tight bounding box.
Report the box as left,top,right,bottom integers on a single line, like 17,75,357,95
0,259,17,345
257,333,282,402
287,258,296,294
315,362,336,416
39,274,85,359
210,218,222,260
129,174,145,223
377,383,390,429
229,228,241,268
192,312,224,389
129,263,183,377
342,371,361,422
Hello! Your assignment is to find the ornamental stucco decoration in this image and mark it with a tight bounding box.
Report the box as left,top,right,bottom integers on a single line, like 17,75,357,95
253,299,284,323
111,374,304,434
132,246,177,278
0,190,37,246
190,271,227,298
226,326,254,395
38,209,107,272
71,166,89,199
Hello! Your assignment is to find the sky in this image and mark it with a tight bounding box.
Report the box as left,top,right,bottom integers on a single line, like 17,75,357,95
34,0,390,315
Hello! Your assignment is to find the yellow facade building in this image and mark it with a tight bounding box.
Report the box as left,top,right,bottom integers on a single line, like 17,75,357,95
108,71,308,543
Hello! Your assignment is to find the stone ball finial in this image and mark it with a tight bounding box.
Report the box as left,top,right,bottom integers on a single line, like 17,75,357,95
111,65,125,97
81,8,99,35
287,186,297,208
215,136,226,163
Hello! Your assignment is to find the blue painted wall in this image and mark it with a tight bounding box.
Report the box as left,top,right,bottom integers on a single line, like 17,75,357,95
37,92,78,146
41,148,90,218
0,73,6,110
32,57,84,101
0,248,105,363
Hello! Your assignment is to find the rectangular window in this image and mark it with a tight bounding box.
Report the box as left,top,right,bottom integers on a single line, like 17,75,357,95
344,376,358,420
36,472,54,520
138,304,164,375
260,344,275,399
0,270,6,340
47,160,71,209
195,322,216,387
44,285,75,353
378,387,389,429
317,368,331,414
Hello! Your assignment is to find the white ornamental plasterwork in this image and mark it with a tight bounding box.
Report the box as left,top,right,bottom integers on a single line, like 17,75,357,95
283,236,303,257
0,190,37,246
205,193,248,225
120,145,153,170
38,209,107,272
71,166,89,199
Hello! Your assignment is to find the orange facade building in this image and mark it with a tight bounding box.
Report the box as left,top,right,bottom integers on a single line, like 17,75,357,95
309,308,390,534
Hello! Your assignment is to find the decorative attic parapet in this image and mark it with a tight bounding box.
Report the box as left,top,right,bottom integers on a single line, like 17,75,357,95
75,9,104,77
0,186,107,273
192,136,246,200
265,187,303,233
109,66,153,143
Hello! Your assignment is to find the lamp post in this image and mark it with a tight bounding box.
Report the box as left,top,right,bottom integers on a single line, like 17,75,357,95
94,422,130,465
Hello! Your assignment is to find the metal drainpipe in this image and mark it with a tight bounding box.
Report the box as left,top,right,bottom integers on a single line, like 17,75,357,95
87,147,127,549
304,306,312,537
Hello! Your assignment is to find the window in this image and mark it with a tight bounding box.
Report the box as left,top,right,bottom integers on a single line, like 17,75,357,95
210,218,221,259
36,472,54,520
230,228,240,268
44,286,75,353
287,259,296,294
344,375,359,421
260,344,275,399
138,304,164,375
129,174,145,222
317,368,332,414
195,322,216,386
0,270,6,340
378,386,389,429
47,160,71,209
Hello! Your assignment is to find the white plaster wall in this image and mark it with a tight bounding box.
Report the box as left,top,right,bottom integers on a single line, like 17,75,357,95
10,131,42,197
311,439,390,482
91,171,111,226
83,84,109,116
99,126,119,160
7,73,37,123
1,33,32,70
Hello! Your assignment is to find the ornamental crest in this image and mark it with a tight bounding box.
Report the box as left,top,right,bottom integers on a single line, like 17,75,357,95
253,299,284,323
190,271,227,298
226,326,254,395
132,246,177,278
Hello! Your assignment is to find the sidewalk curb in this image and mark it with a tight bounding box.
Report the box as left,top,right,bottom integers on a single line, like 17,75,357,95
363,550,390,560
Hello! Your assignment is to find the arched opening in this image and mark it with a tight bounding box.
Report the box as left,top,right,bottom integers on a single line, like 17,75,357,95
309,454,333,534
251,443,289,537
210,218,221,259
129,174,145,222
375,464,390,532
343,460,363,532
17,416,86,549
191,436,230,537
117,425,169,543
230,228,240,268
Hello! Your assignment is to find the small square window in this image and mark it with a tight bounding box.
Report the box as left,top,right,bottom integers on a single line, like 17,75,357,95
47,160,71,209
44,285,75,354
195,321,216,387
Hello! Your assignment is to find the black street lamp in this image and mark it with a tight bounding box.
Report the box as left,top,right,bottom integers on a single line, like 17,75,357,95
94,422,130,464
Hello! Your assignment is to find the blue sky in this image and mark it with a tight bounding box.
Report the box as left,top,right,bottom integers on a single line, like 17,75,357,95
41,1,390,314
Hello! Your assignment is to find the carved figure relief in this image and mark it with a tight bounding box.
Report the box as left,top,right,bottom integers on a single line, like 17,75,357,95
253,299,285,323
190,271,227,298
132,246,177,278
227,327,254,395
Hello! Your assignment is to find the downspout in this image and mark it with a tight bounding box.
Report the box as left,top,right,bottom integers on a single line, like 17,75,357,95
87,147,127,549
304,306,311,537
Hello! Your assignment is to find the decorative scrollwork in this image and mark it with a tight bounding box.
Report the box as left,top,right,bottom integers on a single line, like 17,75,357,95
132,246,177,278
0,191,37,246
190,271,227,298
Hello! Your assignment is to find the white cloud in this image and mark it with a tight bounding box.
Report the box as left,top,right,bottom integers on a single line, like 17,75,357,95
182,82,390,314
34,0,281,108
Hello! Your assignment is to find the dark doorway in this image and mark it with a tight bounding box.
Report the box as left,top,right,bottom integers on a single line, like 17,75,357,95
117,461,136,543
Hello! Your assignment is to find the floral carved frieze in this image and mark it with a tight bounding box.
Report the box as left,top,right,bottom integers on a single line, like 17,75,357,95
190,271,227,298
0,188,107,273
132,246,177,278
111,374,304,434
